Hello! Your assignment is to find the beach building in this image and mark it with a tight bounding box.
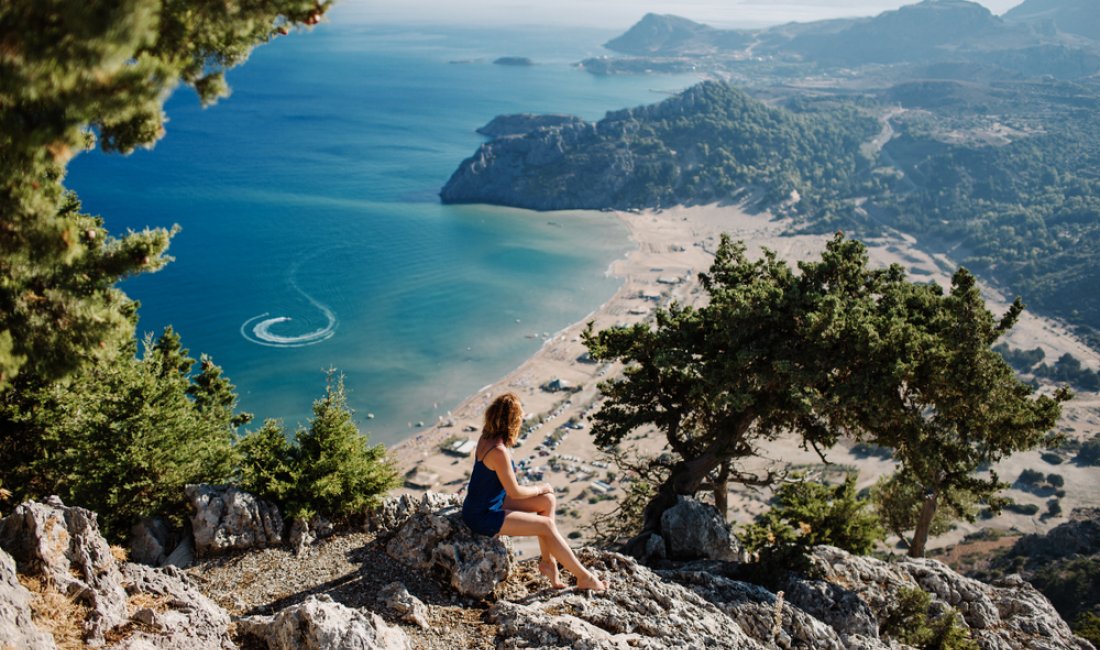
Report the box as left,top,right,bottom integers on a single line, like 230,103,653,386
405,469,440,490
443,438,477,457
541,378,573,393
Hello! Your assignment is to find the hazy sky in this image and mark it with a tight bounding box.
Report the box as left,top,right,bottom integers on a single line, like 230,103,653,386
339,0,1025,29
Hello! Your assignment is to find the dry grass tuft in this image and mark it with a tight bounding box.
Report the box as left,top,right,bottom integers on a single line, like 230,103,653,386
128,591,170,615
110,545,129,563
18,575,89,650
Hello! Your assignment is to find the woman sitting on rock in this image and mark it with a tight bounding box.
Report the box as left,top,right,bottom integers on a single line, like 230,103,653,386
462,392,606,591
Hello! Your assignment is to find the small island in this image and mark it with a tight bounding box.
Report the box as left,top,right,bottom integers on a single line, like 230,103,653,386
492,56,534,66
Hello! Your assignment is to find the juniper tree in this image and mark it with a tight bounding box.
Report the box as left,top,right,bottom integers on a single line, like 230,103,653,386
583,234,904,555
0,327,245,539
0,0,329,388
857,269,1069,557
585,234,1067,558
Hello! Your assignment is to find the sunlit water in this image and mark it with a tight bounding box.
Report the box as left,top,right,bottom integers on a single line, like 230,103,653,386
66,16,701,444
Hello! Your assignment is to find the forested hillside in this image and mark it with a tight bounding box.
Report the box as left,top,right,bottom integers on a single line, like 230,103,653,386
441,81,878,210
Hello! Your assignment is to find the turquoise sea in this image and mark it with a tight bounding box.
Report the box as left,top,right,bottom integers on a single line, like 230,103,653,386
66,12,700,445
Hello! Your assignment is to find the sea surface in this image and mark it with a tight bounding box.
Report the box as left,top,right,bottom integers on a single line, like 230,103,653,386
65,13,701,445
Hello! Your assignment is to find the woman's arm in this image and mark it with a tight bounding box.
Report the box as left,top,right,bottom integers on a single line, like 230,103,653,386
483,446,551,500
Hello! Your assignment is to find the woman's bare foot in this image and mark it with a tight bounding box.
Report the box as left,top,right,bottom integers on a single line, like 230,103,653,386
575,571,607,591
539,561,566,589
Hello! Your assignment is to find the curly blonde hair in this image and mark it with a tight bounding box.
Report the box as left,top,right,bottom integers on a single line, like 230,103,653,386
481,392,523,447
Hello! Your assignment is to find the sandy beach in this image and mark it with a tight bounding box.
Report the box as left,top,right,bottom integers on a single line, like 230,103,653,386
391,202,1100,557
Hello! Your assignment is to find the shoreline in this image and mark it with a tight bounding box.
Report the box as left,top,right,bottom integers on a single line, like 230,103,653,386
390,202,1100,554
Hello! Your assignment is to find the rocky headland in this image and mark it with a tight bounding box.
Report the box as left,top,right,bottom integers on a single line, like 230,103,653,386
1,490,1094,649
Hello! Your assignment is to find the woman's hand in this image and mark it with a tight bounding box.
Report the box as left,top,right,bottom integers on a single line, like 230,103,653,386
539,483,554,496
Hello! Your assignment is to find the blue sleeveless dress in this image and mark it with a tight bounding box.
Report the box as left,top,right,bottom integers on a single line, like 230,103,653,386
462,448,509,536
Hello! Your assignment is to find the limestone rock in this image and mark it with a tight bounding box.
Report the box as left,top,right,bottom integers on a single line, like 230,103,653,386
0,547,56,650
130,517,177,567
366,492,462,536
185,484,283,556
803,546,1094,650
664,569,853,649
0,497,129,644
378,582,429,629
385,505,511,599
491,550,766,649
113,563,233,649
659,496,742,561
289,518,315,558
238,594,410,650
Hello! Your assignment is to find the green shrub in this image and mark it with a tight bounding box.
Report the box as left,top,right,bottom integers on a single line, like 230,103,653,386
1074,611,1100,647
741,474,884,570
237,419,298,505
1047,473,1065,488
1017,469,1045,485
1041,452,1064,465
0,328,241,539
879,587,980,649
1004,502,1041,515
237,372,399,521
1076,438,1100,466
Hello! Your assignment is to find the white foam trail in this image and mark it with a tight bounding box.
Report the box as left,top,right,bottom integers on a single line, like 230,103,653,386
240,257,338,348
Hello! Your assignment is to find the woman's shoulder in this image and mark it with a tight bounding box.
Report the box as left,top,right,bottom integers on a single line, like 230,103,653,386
480,441,509,467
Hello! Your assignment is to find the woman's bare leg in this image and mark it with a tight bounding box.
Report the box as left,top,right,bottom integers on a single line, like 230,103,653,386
504,493,564,587
498,510,606,591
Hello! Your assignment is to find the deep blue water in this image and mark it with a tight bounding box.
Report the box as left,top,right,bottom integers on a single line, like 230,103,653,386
65,15,700,444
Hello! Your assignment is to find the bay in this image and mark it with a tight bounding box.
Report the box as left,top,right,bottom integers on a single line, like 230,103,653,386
65,15,700,444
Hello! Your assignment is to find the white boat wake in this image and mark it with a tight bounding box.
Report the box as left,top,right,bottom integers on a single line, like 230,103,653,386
240,259,337,348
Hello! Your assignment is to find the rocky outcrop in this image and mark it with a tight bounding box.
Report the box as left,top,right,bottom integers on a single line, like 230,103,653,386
115,563,234,650
0,497,234,649
237,594,410,650
0,547,56,650
491,550,768,649
476,113,585,138
488,545,1093,649
801,545,1094,650
0,497,130,643
383,495,512,599
1002,506,1100,565
185,484,284,556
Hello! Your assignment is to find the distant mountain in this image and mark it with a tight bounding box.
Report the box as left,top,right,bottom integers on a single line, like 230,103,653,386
601,0,1100,78
783,0,1010,65
1004,0,1100,42
603,13,751,56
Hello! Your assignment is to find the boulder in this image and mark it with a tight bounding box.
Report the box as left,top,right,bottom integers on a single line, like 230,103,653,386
384,503,511,599
113,563,234,649
184,484,283,556
377,582,429,629
0,547,56,650
659,496,742,561
237,594,410,650
0,497,129,643
162,537,194,569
